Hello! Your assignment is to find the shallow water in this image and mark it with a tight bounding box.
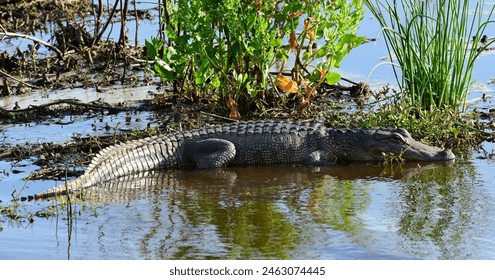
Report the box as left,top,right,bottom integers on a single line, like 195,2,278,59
2,162,494,260
1,5,495,260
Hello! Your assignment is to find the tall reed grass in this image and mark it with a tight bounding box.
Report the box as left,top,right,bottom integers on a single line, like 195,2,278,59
366,0,495,111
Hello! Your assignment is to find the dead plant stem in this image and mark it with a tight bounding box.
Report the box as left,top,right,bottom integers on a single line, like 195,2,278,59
0,30,63,59
0,69,41,89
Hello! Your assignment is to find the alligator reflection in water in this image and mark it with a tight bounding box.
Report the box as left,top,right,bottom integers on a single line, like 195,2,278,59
61,162,421,202
55,161,485,259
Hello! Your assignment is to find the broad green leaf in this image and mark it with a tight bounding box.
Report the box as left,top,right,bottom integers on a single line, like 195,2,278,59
194,71,206,85
144,39,158,59
154,60,175,81
326,72,341,85
244,12,257,29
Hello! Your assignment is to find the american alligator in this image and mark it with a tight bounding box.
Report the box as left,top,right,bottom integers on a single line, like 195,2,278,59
32,120,454,199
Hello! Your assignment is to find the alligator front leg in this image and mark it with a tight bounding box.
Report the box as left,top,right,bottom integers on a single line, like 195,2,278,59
187,139,237,168
304,150,336,166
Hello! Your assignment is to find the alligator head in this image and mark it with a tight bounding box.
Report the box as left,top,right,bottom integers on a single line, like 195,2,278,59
334,128,455,162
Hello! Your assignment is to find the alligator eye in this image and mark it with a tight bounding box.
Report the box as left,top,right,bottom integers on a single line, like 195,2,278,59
390,133,406,143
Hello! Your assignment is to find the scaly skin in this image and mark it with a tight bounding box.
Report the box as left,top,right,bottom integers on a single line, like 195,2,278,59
32,120,454,199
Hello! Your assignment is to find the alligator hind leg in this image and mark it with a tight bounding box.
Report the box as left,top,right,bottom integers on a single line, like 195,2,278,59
188,139,237,168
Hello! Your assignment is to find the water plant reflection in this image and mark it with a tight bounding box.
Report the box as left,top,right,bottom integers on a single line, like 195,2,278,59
396,162,486,259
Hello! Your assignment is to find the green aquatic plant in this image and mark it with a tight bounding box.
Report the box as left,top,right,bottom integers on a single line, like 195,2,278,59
366,0,495,111
146,0,365,115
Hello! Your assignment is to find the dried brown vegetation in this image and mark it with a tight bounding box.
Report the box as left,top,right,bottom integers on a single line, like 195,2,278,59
0,0,152,97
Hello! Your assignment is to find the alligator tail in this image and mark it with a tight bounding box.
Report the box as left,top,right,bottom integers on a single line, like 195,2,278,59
31,134,184,200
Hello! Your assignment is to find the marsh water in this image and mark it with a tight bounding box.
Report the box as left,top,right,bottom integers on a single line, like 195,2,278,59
3,162,495,260
2,6,495,259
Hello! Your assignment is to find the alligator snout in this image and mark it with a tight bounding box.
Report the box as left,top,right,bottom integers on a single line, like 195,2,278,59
402,146,456,161
392,134,456,162
438,149,455,161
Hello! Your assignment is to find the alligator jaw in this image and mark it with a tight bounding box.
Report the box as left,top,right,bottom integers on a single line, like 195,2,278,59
400,140,455,161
